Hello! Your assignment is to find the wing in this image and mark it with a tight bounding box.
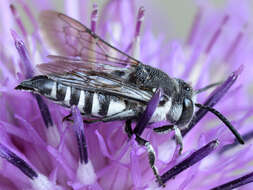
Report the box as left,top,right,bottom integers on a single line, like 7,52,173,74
40,58,152,103
39,10,140,68
38,11,153,103
37,55,137,82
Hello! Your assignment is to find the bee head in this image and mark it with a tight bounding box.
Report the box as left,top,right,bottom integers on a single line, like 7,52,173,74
168,79,195,126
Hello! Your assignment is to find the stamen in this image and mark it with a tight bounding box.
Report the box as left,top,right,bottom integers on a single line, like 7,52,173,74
205,15,229,54
133,88,162,136
18,1,39,30
182,66,243,137
31,174,56,190
135,7,145,38
0,143,37,179
11,30,33,78
71,106,88,164
224,24,247,62
17,1,46,51
45,119,60,147
47,144,75,179
71,106,97,185
0,143,57,190
10,4,27,38
210,171,253,190
186,7,202,45
76,160,96,185
91,4,98,33
12,30,54,128
160,140,219,185
14,114,46,147
132,7,145,59
34,94,54,128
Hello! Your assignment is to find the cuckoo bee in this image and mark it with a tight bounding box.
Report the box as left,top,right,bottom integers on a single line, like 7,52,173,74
16,11,244,186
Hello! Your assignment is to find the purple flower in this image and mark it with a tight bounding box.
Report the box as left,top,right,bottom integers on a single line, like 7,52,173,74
0,0,253,190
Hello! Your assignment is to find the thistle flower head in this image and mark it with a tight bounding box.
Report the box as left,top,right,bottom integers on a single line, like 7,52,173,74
0,1,253,190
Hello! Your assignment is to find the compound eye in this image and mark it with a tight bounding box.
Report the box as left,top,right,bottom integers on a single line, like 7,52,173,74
176,98,194,126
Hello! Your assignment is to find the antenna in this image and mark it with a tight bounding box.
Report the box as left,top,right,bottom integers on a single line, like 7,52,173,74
195,103,244,144
195,82,223,94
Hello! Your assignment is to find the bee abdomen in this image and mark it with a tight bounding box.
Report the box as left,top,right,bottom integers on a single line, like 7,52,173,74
16,76,127,117
77,90,127,117
56,84,127,117
51,82,120,116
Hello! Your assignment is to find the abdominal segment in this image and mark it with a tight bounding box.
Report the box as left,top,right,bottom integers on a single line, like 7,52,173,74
47,81,128,117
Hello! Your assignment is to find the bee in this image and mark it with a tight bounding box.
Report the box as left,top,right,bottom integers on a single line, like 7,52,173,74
15,11,244,186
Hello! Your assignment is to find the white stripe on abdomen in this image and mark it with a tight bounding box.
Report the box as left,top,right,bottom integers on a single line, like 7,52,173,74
77,90,85,112
107,99,126,116
91,93,100,116
50,82,57,99
64,86,71,106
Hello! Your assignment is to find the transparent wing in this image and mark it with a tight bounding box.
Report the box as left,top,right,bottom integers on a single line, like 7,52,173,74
43,63,152,103
38,11,153,103
37,55,136,81
39,10,140,69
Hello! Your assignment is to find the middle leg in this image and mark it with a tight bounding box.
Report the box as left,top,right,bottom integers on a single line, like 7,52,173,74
153,124,183,154
124,120,164,187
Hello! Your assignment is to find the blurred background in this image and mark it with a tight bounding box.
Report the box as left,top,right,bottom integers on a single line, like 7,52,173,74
9,0,253,42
